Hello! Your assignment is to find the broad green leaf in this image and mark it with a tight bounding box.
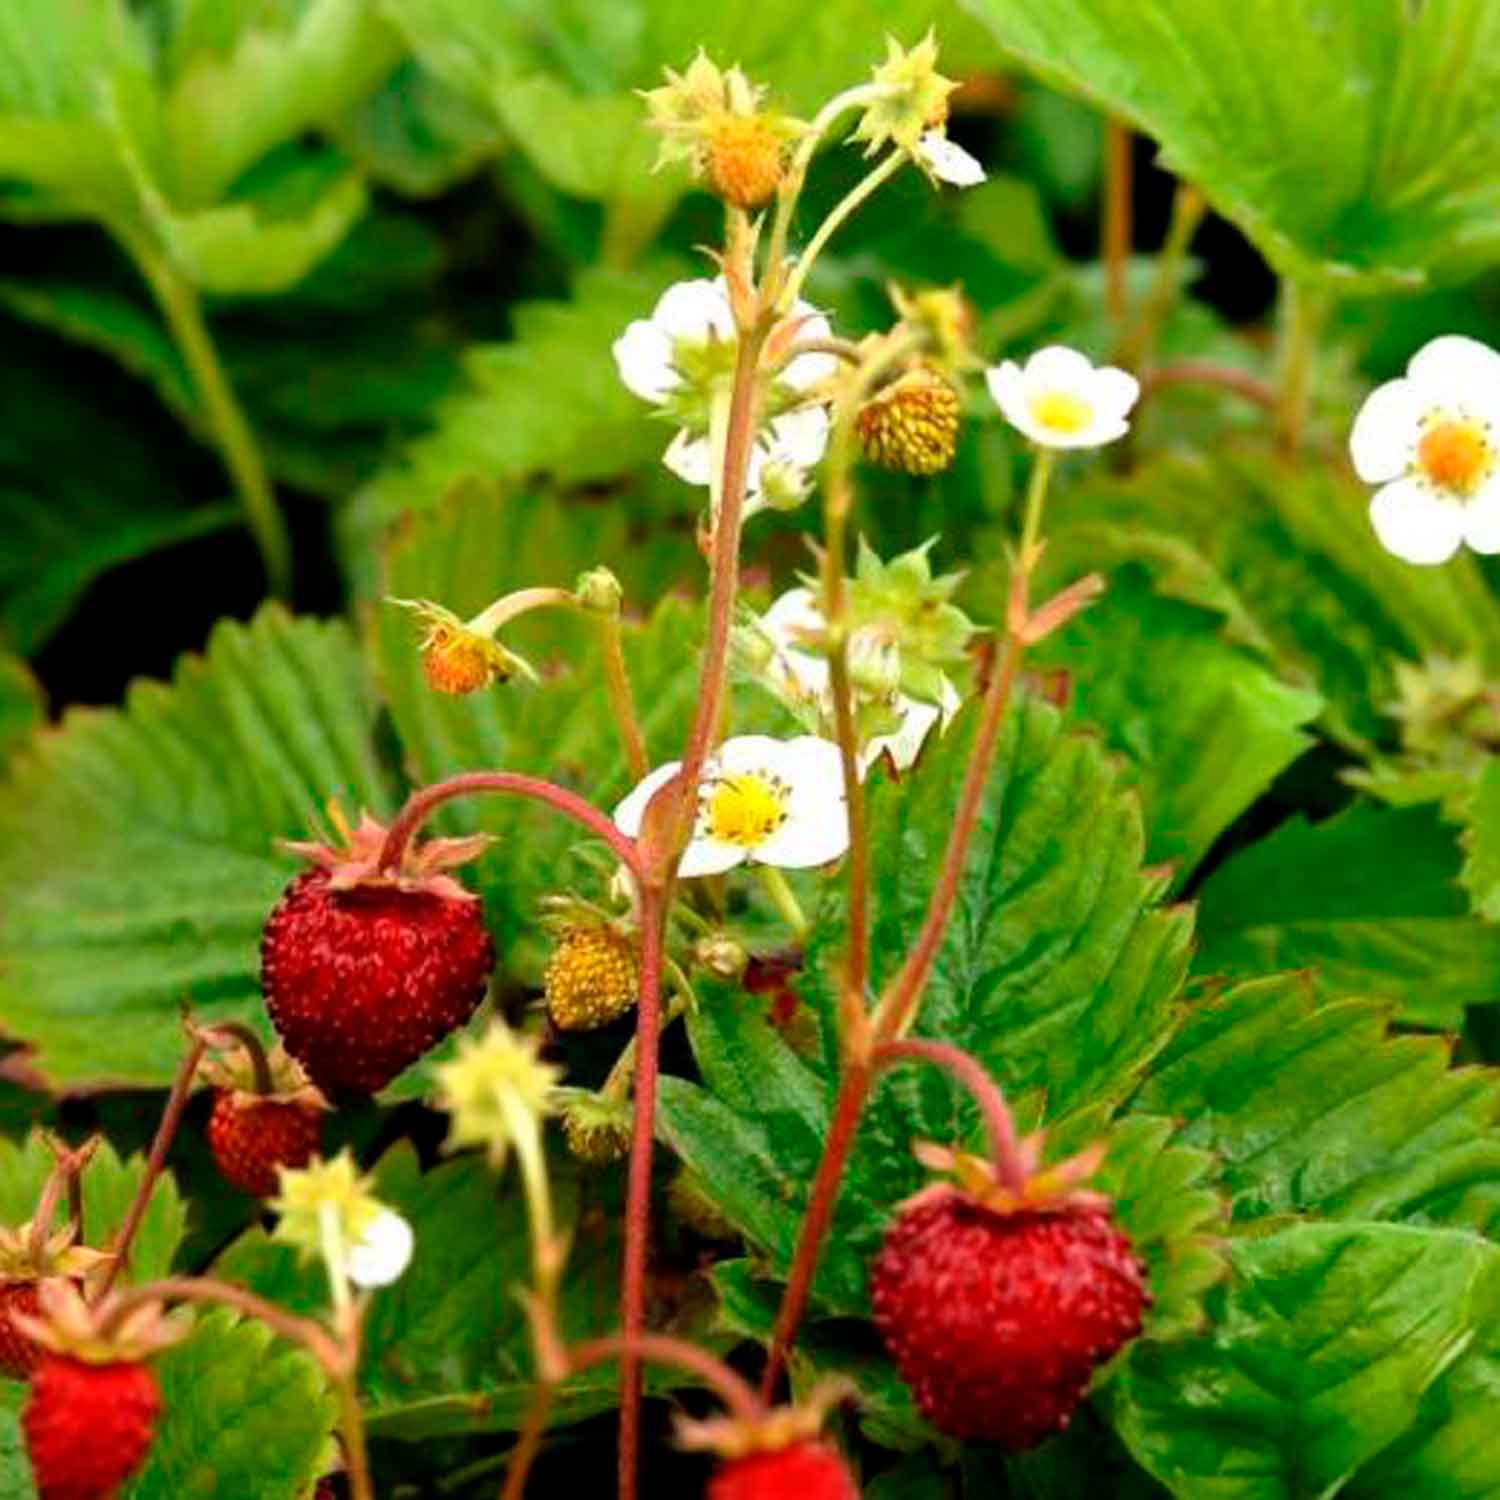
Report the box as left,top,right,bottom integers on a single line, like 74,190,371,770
0,1131,185,1287
1194,803,1500,1030
1035,447,1500,750
962,0,1500,292
0,656,42,767
1029,564,1320,880
215,1145,697,1437
659,695,1196,1313
1460,758,1500,923
0,606,393,1089
1113,1223,1499,1499
0,1407,34,1500
122,1308,335,1500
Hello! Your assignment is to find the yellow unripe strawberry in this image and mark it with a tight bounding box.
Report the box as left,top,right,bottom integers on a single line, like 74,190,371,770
544,924,638,1031
856,366,961,475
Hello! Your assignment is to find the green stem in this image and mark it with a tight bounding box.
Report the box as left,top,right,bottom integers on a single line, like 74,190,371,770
1115,182,1206,371
1018,447,1056,565
779,151,906,312
1275,279,1331,460
595,612,650,782
128,242,292,597
338,1369,376,1500
757,865,809,940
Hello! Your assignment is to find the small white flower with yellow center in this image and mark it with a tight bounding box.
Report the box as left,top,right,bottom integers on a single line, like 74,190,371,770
612,276,835,512
759,589,959,771
986,346,1140,450
272,1152,414,1292
1349,335,1500,565
613,735,848,878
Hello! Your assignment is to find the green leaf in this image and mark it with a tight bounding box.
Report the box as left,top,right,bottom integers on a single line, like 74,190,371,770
0,1131,185,1287
660,696,1196,1314
0,655,42,768
0,606,394,1089
0,1406,35,1500
1036,447,1500,750
1136,976,1500,1234
1194,803,1500,1030
122,1308,335,1500
1029,563,1320,880
1113,1223,1500,1499
962,0,1500,292
215,1144,698,1438
1460,758,1500,923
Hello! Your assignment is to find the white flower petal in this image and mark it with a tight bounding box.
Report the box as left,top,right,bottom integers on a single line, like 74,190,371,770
613,761,683,836
1087,365,1141,422
1368,478,1465,565
714,734,800,778
766,405,831,469
1348,377,1424,483
1407,334,1500,393
1022,345,1097,389
917,130,986,187
863,695,943,773
984,361,1028,428
347,1210,413,1288
753,737,849,868
760,589,830,697
652,277,734,342
1463,480,1500,554
781,305,838,389
664,429,714,486
612,321,679,404
677,837,749,878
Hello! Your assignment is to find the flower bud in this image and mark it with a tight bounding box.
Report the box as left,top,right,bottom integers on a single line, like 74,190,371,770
706,116,785,208
559,1092,632,1167
847,626,903,699
575,566,623,616
695,932,749,981
544,924,639,1031
856,365,961,475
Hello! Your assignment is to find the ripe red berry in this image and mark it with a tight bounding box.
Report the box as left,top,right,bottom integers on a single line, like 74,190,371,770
871,1188,1148,1450
0,1280,42,1378
207,1089,323,1198
262,868,494,1098
707,1439,858,1500
24,1355,161,1499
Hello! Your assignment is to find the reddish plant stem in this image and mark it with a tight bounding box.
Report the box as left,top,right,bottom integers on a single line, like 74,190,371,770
26,1153,74,1263
873,1039,1027,1192
376,770,646,884
98,1034,207,1296
196,1020,274,1095
1139,360,1277,412
617,322,767,1500
499,1385,556,1500
579,1330,764,1422
1103,119,1133,324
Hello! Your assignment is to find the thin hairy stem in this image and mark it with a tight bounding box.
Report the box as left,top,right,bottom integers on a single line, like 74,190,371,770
874,1039,1027,1191
376,771,645,884
758,866,810,939
1275,280,1332,460
1103,119,1133,324
128,241,292,597
468,587,577,636
98,1034,207,1296
1139,361,1277,413
499,1384,556,1500
339,1366,376,1500
780,151,906,311
595,612,650,782
575,1332,763,1422
196,1020,274,1095
1115,181,1206,371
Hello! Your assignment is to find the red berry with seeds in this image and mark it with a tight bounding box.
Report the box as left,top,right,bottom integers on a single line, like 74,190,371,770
707,1439,858,1500
0,1280,42,1379
871,1187,1148,1450
261,813,494,1098
207,1091,323,1197
25,1356,162,1499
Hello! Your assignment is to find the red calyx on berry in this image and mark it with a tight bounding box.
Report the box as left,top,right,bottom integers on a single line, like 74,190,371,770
16,1282,189,1500
870,1139,1150,1451
261,811,495,1099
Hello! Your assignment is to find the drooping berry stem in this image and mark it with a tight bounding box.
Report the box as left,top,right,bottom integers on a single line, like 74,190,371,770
98,1031,208,1297
197,1020,274,1095
1138,361,1277,414
574,1331,764,1422
376,771,647,884
617,314,768,1500
873,1039,1029,1194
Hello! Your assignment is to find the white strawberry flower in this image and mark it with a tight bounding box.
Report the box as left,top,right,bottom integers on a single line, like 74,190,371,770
613,734,848,878
760,588,959,771
1349,335,1500,566
347,1208,414,1288
986,345,1140,450
914,130,986,188
612,276,836,512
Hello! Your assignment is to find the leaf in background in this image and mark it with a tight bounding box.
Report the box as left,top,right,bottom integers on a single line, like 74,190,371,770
1134,976,1500,1234
962,0,1500,293
0,1405,34,1500
1194,803,1500,1030
1029,564,1321,881
1114,1223,1500,1499
122,1308,335,1500
1035,447,1500,750
0,1131,185,1286
0,607,393,1089
369,485,698,1003
659,696,1198,1314
0,656,42,768
215,1144,699,1437
1460,758,1500,923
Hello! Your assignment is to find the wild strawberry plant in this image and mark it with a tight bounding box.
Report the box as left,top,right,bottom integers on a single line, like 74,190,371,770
4,3,1500,1499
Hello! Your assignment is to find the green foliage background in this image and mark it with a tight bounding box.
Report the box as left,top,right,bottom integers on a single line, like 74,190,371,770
5,1,1500,1496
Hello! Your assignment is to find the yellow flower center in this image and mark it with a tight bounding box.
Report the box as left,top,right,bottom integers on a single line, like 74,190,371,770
1417,418,1491,497
1029,389,1093,435
703,772,788,848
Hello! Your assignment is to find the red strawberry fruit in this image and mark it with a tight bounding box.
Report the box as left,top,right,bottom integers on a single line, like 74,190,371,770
871,1181,1149,1450
200,1034,326,1198
262,813,494,1098
0,1280,41,1379
17,1282,187,1500
0,1219,109,1381
708,1438,858,1500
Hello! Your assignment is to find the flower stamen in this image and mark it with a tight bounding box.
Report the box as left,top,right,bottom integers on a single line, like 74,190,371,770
703,772,789,848
1416,417,1491,497
1029,390,1093,436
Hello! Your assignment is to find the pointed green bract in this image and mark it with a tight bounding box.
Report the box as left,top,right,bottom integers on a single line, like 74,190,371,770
0,607,393,1089
962,0,1500,293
